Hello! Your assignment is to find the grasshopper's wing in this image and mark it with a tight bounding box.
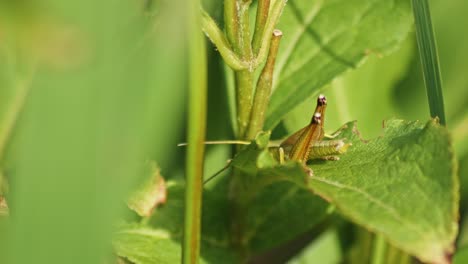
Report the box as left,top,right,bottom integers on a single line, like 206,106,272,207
281,120,324,164
280,125,309,148
280,124,325,154
290,123,323,163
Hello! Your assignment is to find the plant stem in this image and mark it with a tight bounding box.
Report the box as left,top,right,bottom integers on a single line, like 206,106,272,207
253,0,286,68
182,0,207,263
246,29,282,139
238,1,254,61
370,234,387,264
252,0,271,55
235,0,255,139
386,243,411,264
412,0,446,125
224,0,240,52
348,227,373,264
201,9,249,70
235,70,254,138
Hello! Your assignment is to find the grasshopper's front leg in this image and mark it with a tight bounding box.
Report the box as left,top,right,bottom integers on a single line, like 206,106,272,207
276,146,314,176
324,130,344,140
278,147,285,164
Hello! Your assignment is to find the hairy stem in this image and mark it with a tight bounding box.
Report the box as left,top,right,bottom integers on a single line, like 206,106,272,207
252,0,271,55
237,1,254,61
253,0,287,68
235,70,254,138
235,0,255,139
224,0,240,52
246,29,282,139
201,9,248,70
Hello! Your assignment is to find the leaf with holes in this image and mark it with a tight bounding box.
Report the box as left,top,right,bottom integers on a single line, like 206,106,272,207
229,118,457,263
265,0,413,129
307,119,458,263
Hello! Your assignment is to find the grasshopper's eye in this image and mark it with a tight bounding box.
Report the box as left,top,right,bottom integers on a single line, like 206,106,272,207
312,112,322,124
317,94,327,106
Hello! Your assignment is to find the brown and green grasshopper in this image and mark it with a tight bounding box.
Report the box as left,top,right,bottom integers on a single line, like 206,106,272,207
276,95,350,164
179,95,351,182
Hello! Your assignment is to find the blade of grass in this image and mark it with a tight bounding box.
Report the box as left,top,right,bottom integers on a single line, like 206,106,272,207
412,0,446,125
182,1,207,263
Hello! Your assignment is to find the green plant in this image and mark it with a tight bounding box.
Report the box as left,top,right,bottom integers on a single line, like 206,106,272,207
113,0,461,263
1,0,467,264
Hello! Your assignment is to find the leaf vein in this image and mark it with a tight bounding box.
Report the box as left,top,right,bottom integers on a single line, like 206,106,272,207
279,1,379,83
274,0,324,85
310,175,426,237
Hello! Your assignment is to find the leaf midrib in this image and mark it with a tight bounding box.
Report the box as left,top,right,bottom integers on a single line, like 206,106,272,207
309,175,432,240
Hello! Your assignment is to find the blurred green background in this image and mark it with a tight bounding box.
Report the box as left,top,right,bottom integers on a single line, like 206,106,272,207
0,0,467,263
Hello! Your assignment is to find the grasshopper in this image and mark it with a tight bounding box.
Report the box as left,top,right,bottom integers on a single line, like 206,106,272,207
269,95,351,176
179,95,351,182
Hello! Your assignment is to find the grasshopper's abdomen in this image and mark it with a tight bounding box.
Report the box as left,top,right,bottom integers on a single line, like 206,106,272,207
308,139,351,160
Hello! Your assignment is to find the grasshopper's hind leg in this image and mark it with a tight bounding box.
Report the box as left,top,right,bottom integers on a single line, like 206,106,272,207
308,140,351,162
324,131,342,139
318,155,340,161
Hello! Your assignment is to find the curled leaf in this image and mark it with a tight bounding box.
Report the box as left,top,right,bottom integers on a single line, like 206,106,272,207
127,162,167,217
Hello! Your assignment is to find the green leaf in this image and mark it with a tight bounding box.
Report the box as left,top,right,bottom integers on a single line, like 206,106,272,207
283,37,415,140
114,223,237,264
114,224,181,264
114,182,238,264
265,0,413,129
231,118,458,262
308,119,458,263
246,182,329,253
229,134,330,253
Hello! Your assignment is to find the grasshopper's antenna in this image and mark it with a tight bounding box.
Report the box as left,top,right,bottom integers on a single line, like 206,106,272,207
203,160,232,185
177,140,250,147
